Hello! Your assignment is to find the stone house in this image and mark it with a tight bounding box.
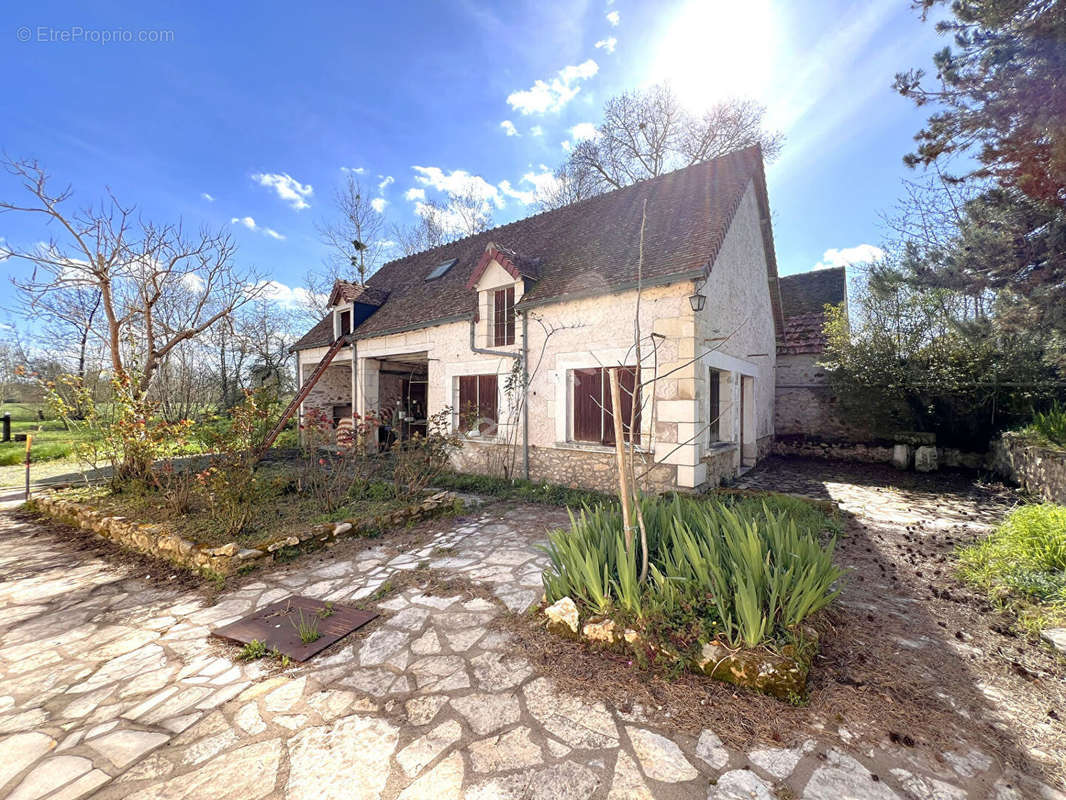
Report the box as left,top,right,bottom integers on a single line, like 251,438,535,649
773,267,852,440
290,145,791,493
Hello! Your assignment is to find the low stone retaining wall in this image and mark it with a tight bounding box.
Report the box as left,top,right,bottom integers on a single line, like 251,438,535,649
28,490,459,576
771,435,986,471
543,597,813,701
990,433,1066,503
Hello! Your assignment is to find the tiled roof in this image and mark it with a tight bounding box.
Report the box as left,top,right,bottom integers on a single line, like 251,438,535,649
293,145,783,351
328,281,390,307
777,267,846,354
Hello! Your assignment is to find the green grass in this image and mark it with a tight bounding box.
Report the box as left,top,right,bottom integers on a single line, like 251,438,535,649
541,493,842,652
958,503,1066,632
0,402,94,466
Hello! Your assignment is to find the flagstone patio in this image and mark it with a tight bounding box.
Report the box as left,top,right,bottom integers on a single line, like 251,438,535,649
0,462,1063,799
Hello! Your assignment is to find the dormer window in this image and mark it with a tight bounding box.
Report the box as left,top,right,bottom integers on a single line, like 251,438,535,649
493,286,515,346
336,307,351,340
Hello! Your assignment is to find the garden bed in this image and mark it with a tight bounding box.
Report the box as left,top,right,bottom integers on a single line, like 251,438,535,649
29,481,459,576
538,491,842,701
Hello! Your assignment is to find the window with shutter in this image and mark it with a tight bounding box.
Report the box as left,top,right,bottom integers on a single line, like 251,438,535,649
457,374,499,435
338,309,351,338
571,366,640,445
708,368,721,442
493,286,515,346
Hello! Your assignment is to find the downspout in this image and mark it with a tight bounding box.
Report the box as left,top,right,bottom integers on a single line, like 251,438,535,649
468,315,527,479
522,311,529,480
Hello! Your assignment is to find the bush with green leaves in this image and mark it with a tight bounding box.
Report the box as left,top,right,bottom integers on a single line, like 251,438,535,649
541,494,842,651
1023,402,1066,448
959,504,1066,614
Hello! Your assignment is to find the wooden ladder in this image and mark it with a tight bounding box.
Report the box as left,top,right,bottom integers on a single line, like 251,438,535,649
255,335,350,461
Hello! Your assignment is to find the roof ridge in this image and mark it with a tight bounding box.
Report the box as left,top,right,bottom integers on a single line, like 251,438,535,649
369,144,763,276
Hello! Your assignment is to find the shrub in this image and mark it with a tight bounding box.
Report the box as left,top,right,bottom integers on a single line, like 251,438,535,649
959,504,1066,606
298,407,384,512
391,408,463,500
541,494,842,650
1024,402,1066,447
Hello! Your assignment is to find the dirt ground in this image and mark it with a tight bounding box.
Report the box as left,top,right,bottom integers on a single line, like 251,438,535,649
504,458,1066,791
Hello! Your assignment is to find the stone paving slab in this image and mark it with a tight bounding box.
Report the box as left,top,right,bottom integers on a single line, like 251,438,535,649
0,475,1063,799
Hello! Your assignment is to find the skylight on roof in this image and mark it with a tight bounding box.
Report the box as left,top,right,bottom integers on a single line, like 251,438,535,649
425,258,457,281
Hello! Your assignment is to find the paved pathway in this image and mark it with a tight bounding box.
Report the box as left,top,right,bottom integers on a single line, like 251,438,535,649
0,466,1063,799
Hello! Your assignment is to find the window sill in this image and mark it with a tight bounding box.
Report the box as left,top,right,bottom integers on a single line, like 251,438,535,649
554,441,652,455
704,442,738,457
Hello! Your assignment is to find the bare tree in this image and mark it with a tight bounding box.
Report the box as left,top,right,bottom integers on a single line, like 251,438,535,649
540,84,782,209
316,174,386,286
392,181,495,256
1,157,264,398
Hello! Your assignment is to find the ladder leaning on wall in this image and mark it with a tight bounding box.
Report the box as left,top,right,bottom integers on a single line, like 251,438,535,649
255,334,350,461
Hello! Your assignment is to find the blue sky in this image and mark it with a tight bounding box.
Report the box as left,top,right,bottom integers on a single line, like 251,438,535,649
1,0,950,315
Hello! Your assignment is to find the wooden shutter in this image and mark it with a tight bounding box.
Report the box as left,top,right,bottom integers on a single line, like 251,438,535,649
493,287,515,346
708,368,720,442
493,289,505,346
504,286,515,345
458,375,477,432
572,368,602,443
477,374,498,435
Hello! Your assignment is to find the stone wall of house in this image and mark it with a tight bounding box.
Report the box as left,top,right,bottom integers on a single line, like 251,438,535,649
452,440,679,494
774,351,869,441
692,181,778,486
990,433,1066,503
301,361,352,421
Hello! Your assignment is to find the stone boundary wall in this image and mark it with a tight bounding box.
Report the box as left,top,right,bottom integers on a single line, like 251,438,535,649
451,441,678,494
771,436,986,470
28,490,459,576
990,433,1066,503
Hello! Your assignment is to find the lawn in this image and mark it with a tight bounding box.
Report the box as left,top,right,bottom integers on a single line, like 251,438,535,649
0,401,95,466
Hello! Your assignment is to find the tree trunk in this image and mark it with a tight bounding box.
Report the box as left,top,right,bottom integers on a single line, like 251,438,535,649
608,367,634,553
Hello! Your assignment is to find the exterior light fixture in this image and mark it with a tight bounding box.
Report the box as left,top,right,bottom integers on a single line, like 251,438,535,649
688,278,707,312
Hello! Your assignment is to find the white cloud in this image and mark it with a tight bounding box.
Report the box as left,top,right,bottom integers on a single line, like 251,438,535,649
250,172,313,210
506,59,599,115
594,37,617,54
181,272,207,292
378,175,394,192
341,166,366,174
371,197,388,213
561,140,572,152
499,167,559,206
200,192,214,203
412,166,504,209
500,120,520,137
606,10,620,26
498,179,534,206
258,280,323,310
404,187,426,202
530,125,544,137
814,244,884,270
570,122,599,142
230,216,286,241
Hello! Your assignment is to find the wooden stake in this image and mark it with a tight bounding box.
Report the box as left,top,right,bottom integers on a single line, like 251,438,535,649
608,367,634,553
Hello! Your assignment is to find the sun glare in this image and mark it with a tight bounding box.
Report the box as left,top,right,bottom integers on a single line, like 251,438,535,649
652,0,775,112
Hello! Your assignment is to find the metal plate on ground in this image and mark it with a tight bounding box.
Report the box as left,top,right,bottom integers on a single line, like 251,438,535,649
211,595,377,662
